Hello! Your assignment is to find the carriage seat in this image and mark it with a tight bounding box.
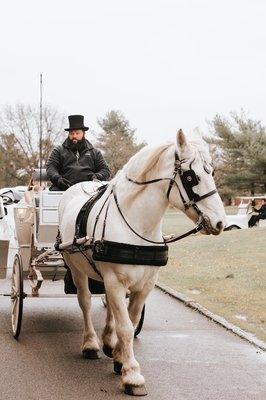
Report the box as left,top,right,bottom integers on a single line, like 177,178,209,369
36,191,64,249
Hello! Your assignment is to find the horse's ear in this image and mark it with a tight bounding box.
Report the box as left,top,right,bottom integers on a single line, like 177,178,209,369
176,129,187,150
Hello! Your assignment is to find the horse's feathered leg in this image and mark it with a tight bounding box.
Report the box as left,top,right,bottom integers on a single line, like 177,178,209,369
70,266,101,359
104,273,146,395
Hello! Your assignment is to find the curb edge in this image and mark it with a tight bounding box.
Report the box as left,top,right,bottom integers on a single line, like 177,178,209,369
156,281,266,352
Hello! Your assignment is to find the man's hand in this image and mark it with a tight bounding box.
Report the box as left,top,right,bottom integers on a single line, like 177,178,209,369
88,173,97,181
57,177,71,190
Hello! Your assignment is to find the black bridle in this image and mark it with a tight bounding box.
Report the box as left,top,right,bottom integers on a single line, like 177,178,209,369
123,151,217,244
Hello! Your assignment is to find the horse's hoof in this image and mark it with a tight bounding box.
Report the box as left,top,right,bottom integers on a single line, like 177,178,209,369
124,384,147,396
102,344,113,358
113,361,122,375
82,349,101,359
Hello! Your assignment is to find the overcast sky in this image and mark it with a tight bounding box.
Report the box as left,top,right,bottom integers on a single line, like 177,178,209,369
1,0,265,145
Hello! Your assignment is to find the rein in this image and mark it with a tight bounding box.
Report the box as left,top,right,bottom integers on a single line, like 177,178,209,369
112,185,204,244
127,152,217,212
63,149,217,259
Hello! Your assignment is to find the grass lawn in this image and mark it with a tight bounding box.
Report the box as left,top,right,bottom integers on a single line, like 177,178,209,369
159,209,266,343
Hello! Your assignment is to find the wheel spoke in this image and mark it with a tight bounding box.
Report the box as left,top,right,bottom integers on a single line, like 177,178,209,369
11,299,18,313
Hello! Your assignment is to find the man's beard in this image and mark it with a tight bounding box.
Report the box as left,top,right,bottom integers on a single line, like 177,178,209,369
66,137,86,151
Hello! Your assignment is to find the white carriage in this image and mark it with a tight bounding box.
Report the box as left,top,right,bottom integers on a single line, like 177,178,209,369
1,184,145,339
11,189,65,337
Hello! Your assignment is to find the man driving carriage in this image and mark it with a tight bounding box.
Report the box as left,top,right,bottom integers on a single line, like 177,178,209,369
46,114,110,293
46,114,110,191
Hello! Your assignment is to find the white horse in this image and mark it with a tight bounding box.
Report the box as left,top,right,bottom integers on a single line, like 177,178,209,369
58,129,226,396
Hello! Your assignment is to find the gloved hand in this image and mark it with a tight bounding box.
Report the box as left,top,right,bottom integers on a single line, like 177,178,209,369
57,177,71,190
88,173,97,181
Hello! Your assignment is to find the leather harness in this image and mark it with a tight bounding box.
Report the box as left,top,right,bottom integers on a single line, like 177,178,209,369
57,150,217,268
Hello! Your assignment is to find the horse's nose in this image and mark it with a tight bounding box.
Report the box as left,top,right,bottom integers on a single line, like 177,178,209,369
216,221,224,232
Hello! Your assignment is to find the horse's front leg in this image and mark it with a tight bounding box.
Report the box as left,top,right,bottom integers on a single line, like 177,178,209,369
104,276,147,396
128,278,157,331
102,294,117,358
71,268,101,359
128,291,148,334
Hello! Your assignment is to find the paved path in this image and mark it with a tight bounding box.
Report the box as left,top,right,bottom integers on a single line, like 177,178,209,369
0,278,265,399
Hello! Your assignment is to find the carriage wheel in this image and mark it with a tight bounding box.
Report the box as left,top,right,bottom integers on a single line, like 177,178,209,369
134,304,145,337
11,254,24,339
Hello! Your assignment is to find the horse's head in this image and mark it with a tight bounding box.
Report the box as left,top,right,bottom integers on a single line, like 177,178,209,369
119,129,225,238
168,129,226,235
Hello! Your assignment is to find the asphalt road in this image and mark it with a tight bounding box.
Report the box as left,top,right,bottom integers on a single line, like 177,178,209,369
0,278,265,400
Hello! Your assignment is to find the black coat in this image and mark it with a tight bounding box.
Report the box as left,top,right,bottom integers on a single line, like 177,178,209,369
255,203,266,218
46,138,110,188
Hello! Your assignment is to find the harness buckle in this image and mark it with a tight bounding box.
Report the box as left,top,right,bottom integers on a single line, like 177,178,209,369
174,159,183,172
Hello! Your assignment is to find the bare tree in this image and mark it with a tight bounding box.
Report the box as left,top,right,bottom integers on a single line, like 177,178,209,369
0,103,65,186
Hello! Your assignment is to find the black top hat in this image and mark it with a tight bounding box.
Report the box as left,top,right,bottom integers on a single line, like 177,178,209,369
64,115,89,131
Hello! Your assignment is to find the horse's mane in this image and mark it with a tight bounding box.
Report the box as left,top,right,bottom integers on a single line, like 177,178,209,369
123,137,211,179
128,143,172,181
111,143,173,205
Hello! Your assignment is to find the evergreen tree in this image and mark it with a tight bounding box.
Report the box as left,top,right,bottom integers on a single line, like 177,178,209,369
207,111,266,197
95,110,146,178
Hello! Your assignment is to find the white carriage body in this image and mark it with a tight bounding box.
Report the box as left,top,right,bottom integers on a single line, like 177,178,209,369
11,190,65,276
0,199,24,278
37,191,64,248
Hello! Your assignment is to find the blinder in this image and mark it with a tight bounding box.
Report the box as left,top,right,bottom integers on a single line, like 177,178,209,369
167,152,217,212
180,169,201,202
